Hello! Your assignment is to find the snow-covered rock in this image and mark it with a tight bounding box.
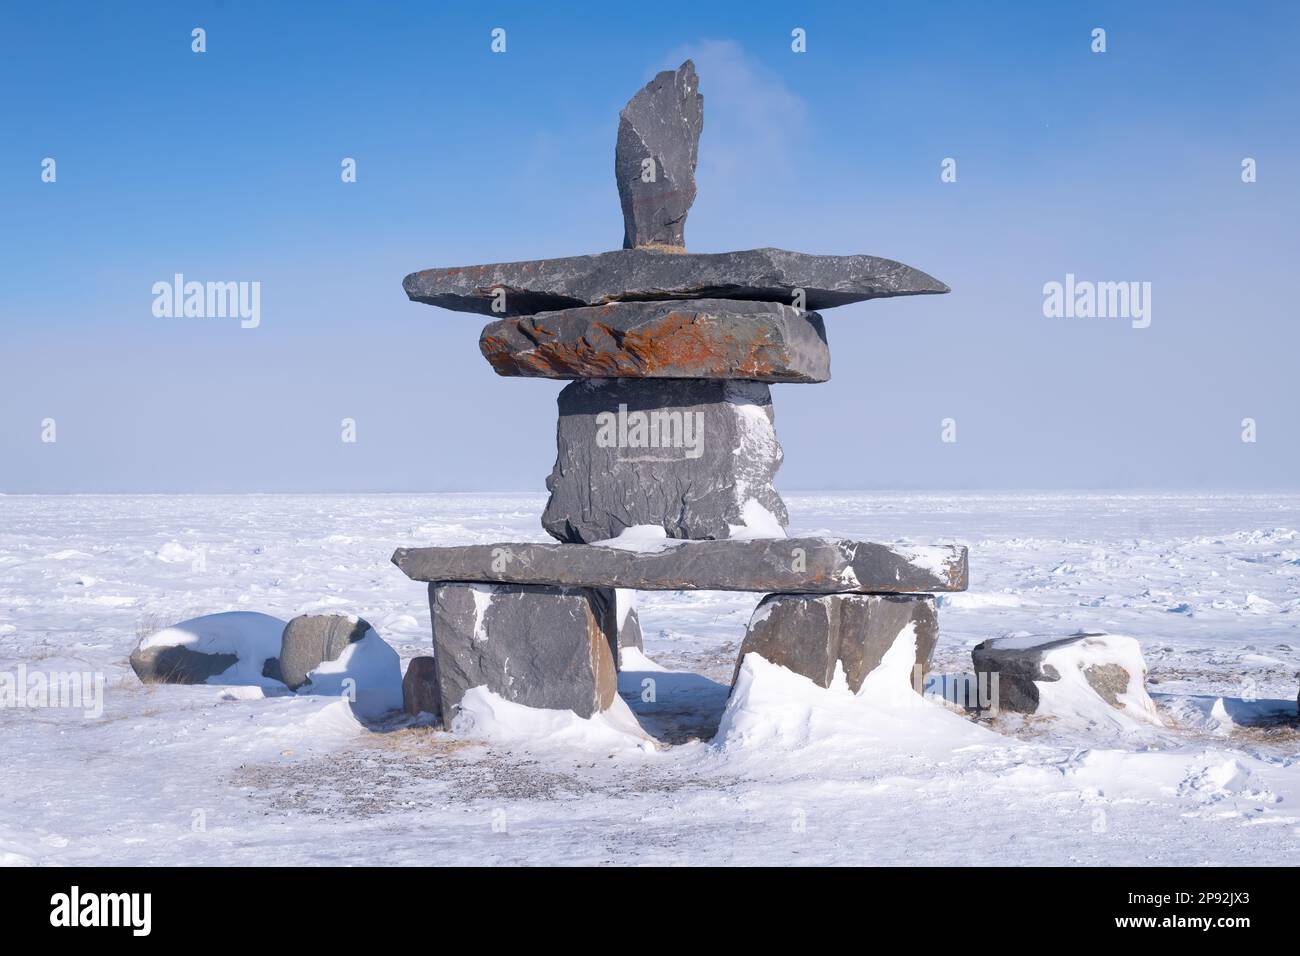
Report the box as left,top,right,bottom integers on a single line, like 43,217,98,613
129,611,285,686
972,632,1160,726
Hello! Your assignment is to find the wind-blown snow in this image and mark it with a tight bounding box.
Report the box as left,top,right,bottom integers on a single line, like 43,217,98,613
299,627,403,719
1,491,1297,866
1033,633,1163,731
453,687,654,753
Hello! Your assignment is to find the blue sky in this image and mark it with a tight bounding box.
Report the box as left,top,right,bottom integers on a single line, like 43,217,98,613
2,1,1297,492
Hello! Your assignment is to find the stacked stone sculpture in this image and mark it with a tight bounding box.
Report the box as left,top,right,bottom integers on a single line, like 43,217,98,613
396,61,965,724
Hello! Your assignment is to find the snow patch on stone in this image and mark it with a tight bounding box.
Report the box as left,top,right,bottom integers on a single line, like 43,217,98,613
1036,633,1162,728
596,524,682,552
727,498,787,539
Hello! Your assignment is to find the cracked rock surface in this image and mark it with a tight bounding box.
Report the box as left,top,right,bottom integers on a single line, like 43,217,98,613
542,378,787,543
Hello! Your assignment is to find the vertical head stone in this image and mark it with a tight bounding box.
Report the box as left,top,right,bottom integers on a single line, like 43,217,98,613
616,60,703,252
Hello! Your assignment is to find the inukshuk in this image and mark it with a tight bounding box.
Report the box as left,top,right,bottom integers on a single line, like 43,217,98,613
394,61,967,725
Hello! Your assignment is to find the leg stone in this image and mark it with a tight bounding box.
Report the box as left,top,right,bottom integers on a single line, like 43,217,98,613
428,582,618,720
733,593,938,695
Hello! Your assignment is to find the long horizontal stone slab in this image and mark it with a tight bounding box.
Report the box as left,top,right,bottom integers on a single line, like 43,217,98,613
392,537,968,593
479,300,830,382
403,247,949,317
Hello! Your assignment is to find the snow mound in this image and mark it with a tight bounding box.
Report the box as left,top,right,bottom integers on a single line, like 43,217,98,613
298,627,403,719
1163,694,1297,735
715,626,995,756
155,541,200,563
618,646,669,673
139,611,285,687
451,688,655,753
301,698,370,737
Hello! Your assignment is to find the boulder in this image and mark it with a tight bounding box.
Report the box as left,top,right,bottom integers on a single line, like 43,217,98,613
732,593,938,694
402,656,441,720
402,247,949,317
479,299,830,382
615,60,702,250
428,583,618,720
131,644,237,685
279,614,372,691
129,611,285,685
542,378,787,542
393,537,969,594
971,632,1157,721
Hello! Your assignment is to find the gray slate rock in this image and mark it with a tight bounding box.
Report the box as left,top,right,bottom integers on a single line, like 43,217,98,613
480,299,829,382
402,656,441,720
130,644,237,685
971,632,1139,714
616,60,702,250
394,537,969,594
592,587,644,668
733,593,938,693
403,247,949,317
279,614,372,691
428,583,617,720
542,378,787,543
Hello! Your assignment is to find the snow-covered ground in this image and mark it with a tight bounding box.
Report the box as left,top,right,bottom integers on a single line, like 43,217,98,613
1,491,1297,866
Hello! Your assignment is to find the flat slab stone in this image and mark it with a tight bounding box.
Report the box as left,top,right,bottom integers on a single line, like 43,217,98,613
403,247,949,317
480,299,829,382
542,379,787,542
429,583,617,720
616,60,702,250
394,537,968,593
733,593,938,693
